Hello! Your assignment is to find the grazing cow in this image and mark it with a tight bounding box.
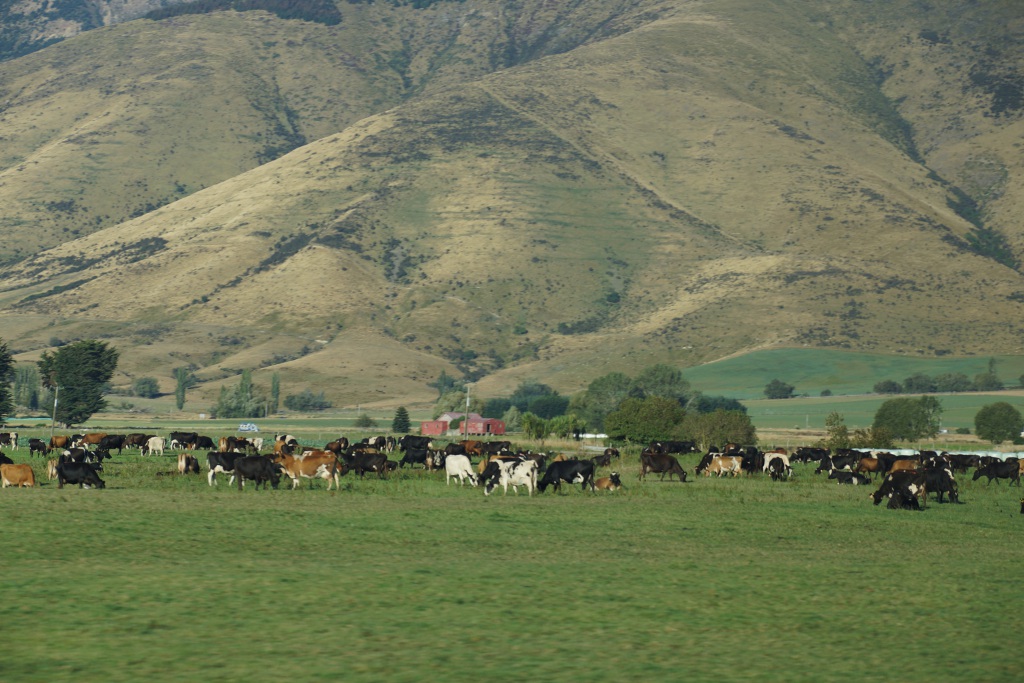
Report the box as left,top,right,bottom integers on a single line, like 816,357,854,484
0,451,12,465
763,453,791,475
169,432,199,450
591,453,613,468
767,456,792,481
444,442,467,456
46,459,58,480
947,453,980,473
74,433,108,449
399,448,431,469
888,458,921,475
887,488,921,510
233,455,281,490
98,434,126,455
484,458,538,496
828,469,872,485
275,450,340,490
178,453,200,475
49,435,71,450
854,457,883,481
460,440,485,457
972,459,1021,486
1,463,35,488
335,451,388,479
639,451,688,482
445,454,478,486
143,436,165,457
793,447,829,463
702,455,744,477
194,436,215,450
817,454,859,474
603,448,620,460
207,451,243,486
28,438,49,457
924,466,960,504
871,471,926,508
56,461,105,489
0,432,19,449
595,472,623,491
124,433,150,450
538,460,595,493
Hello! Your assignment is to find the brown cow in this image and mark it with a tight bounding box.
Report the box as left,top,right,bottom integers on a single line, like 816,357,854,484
46,459,59,480
50,435,71,450
595,472,623,491
275,450,339,490
889,459,921,475
705,455,743,477
460,440,485,457
854,457,883,480
1,463,36,488
75,433,108,448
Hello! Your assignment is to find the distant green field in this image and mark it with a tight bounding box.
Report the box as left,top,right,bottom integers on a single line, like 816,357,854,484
684,348,1024,399
744,392,1024,434
1,448,1022,682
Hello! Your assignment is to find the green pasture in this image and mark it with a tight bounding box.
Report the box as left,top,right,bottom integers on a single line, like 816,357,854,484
684,348,1024,399
744,392,1024,434
1,446,1022,682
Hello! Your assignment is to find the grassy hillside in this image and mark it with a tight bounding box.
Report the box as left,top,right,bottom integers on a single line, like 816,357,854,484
0,1,1023,404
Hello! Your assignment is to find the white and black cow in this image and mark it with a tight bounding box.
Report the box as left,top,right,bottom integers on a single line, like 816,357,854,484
444,454,478,486
0,432,19,449
56,460,105,489
484,459,538,496
828,469,871,485
207,451,243,486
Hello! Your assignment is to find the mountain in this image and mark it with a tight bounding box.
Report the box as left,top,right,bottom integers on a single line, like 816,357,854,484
0,0,1022,408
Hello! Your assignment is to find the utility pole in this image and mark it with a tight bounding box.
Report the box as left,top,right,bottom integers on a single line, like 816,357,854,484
49,385,59,441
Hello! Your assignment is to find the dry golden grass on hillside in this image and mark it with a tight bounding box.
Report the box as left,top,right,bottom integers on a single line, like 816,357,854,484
1,0,1023,403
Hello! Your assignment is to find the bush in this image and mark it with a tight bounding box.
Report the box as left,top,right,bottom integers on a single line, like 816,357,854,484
974,402,1023,444
764,379,795,399
354,413,377,429
873,380,902,394
605,396,685,443
132,377,160,398
283,389,332,412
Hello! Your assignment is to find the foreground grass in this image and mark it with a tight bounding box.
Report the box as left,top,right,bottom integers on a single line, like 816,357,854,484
1,451,1022,682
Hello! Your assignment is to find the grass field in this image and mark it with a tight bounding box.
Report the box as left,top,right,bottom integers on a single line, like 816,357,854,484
1,439,1022,682
684,349,1024,399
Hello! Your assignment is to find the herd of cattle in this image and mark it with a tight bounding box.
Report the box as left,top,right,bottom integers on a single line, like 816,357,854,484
0,430,1022,510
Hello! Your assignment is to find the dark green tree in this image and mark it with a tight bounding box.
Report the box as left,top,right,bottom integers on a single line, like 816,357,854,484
681,409,756,451
527,394,569,419
631,364,691,403
270,372,281,414
873,380,902,394
212,370,265,418
509,381,557,412
482,398,512,418
764,379,795,399
132,377,160,398
354,412,377,429
520,412,549,441
13,363,40,411
0,340,14,423
974,402,1024,444
824,411,850,450
872,396,943,441
933,373,973,393
38,339,119,426
173,366,198,410
973,372,1004,391
902,373,936,394
568,371,633,431
392,406,411,433
688,394,747,414
283,389,332,412
604,396,685,443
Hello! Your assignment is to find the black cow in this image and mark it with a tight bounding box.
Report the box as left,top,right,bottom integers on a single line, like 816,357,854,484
399,448,430,469
56,461,105,489
947,453,980,473
336,452,388,479
871,471,926,508
828,469,871,485
29,438,49,457
234,455,281,490
399,435,432,451
443,443,466,456
924,467,960,504
793,447,829,463
98,434,126,455
169,432,199,449
207,451,243,486
591,453,612,468
0,451,13,465
817,454,859,474
538,460,595,493
767,456,792,481
195,436,216,450
639,451,687,482
972,459,1020,486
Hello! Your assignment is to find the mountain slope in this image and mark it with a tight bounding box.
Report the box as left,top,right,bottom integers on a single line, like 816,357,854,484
1,0,1022,406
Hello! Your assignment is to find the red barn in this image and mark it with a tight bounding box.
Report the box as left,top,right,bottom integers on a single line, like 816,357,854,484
420,412,506,436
